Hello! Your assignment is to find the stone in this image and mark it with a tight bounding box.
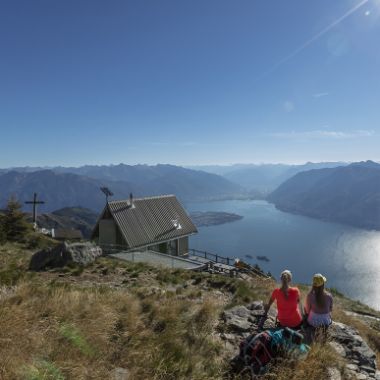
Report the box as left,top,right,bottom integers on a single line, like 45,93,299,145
249,301,264,310
361,366,376,374
327,367,342,380
223,306,255,332
330,341,346,357
220,333,237,342
330,321,377,372
375,370,380,380
346,364,359,372
113,367,129,380
223,340,237,355
356,374,368,380
228,318,252,332
29,242,102,270
346,370,357,379
352,346,376,367
224,305,252,319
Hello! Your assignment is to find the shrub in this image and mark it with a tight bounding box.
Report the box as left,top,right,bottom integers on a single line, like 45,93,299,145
0,219,6,244
2,196,30,242
0,261,25,286
23,360,65,380
25,233,54,250
59,323,95,357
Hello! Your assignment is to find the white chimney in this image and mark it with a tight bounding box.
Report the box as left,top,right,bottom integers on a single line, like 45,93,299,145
129,193,135,208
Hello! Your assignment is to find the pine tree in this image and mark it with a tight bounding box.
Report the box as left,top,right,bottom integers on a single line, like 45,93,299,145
3,196,30,242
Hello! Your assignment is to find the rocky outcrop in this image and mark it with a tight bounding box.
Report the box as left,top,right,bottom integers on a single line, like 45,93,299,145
329,322,379,380
29,242,102,271
220,301,380,379
220,301,276,354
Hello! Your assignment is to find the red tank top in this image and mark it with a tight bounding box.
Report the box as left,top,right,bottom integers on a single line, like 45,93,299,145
271,287,302,328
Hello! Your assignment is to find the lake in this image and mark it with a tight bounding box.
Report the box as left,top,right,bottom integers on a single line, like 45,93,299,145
185,200,380,310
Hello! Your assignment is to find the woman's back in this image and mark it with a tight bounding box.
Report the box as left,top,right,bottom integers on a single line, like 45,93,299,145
272,287,302,328
263,270,302,329
305,288,333,328
305,290,333,314
305,274,332,329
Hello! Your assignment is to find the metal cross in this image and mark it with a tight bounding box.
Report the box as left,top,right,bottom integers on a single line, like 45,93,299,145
25,192,45,224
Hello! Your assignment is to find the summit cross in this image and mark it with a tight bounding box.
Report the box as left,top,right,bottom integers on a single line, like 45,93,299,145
25,192,45,224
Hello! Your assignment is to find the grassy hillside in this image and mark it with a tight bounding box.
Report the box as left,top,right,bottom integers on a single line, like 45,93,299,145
1,241,380,379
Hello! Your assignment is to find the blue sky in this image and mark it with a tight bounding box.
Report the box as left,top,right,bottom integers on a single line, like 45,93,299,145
1,0,380,166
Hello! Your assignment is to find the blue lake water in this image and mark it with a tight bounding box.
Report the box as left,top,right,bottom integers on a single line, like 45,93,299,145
185,200,380,310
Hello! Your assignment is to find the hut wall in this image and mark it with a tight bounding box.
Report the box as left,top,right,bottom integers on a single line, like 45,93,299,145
178,237,189,256
99,219,117,246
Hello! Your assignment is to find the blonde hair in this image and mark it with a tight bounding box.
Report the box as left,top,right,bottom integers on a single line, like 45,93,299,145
281,270,292,281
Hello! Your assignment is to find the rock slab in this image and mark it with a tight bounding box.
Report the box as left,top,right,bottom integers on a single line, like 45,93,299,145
323,322,377,379
221,302,276,353
29,242,102,270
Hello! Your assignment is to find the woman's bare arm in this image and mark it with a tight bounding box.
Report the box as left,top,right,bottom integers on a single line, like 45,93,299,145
263,296,274,315
298,298,304,317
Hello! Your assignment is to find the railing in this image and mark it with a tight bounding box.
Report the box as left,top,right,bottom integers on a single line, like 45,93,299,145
189,248,235,266
99,244,270,278
189,248,271,278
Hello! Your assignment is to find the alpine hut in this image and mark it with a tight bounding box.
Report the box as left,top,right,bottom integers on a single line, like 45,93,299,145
92,194,198,256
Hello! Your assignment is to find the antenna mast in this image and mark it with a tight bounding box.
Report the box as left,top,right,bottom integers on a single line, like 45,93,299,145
100,187,114,203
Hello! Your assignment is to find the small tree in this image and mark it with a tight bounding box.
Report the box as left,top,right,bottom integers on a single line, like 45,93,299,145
3,196,30,242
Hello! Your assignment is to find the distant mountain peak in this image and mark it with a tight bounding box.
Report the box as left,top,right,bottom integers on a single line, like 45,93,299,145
349,160,380,169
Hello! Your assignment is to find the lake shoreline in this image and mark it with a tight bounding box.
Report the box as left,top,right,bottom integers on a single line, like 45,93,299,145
187,199,380,311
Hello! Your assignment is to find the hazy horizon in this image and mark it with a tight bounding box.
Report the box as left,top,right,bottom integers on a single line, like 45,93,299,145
0,159,358,170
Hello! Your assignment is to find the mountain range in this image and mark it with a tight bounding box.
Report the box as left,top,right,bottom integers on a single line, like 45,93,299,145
267,161,380,230
2,161,380,231
0,165,243,212
188,162,347,193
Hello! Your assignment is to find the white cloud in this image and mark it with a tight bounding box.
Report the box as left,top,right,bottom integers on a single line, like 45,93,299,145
268,130,375,140
313,92,329,98
283,101,295,112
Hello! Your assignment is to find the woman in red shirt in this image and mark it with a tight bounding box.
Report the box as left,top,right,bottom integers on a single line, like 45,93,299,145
263,269,303,328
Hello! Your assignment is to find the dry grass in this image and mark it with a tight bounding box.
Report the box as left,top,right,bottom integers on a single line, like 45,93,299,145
0,242,236,379
0,241,379,379
262,343,342,380
0,280,226,379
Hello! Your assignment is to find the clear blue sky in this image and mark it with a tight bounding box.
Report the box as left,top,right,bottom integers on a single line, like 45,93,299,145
1,0,380,167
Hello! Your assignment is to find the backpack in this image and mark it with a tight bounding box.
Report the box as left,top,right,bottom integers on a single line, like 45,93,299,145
238,331,278,375
235,328,309,377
